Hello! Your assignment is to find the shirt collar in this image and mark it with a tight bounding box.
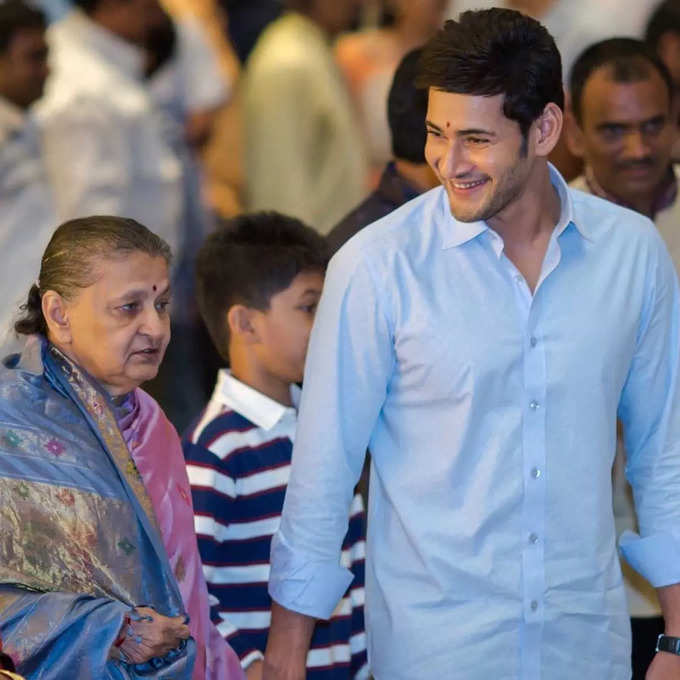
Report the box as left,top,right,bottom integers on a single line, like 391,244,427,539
441,163,589,250
584,163,678,220
0,96,27,137
214,369,300,431
59,9,145,80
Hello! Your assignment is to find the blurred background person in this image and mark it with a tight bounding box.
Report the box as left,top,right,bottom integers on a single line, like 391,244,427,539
645,0,680,159
335,0,447,183
218,0,283,64
328,47,438,252
566,37,678,679
243,0,368,234
36,0,183,254
0,1,55,351
142,3,230,430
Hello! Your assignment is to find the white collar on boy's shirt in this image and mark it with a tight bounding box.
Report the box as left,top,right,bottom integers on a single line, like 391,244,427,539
214,369,301,432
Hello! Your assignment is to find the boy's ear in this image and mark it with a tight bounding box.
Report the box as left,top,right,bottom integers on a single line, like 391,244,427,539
227,304,259,344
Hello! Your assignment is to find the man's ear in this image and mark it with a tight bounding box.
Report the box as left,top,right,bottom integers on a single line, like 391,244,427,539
227,304,260,344
42,290,72,345
533,101,563,157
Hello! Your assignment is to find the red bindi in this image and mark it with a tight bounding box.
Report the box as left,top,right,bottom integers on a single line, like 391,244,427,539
446,122,450,128
152,285,157,292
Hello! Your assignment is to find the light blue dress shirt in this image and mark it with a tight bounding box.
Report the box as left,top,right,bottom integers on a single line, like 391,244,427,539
269,165,680,679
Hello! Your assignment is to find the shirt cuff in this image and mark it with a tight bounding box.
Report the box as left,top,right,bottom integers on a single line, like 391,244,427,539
268,530,354,620
619,529,680,587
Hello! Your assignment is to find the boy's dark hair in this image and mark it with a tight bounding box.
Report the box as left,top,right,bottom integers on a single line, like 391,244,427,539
0,1,45,53
570,38,673,125
416,8,563,143
195,212,328,362
388,48,428,164
646,0,680,54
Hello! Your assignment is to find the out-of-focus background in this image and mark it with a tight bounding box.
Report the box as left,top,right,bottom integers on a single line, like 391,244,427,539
0,0,674,430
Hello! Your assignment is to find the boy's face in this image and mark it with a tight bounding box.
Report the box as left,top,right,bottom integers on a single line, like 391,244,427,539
253,270,324,385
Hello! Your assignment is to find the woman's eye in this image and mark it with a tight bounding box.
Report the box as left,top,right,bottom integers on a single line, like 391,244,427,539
119,302,139,313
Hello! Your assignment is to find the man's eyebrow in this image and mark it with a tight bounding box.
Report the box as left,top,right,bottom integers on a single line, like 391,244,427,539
455,128,496,137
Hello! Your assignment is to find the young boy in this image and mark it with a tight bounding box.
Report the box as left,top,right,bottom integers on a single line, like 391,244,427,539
183,213,368,680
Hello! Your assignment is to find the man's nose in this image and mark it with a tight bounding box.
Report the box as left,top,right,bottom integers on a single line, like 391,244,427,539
623,130,652,160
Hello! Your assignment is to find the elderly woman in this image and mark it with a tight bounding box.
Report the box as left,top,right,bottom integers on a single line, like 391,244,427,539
0,217,244,680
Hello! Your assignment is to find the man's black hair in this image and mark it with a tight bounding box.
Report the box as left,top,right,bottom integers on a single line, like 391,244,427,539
195,212,328,362
0,0,45,53
416,8,563,141
388,48,428,164
570,38,674,125
646,0,680,53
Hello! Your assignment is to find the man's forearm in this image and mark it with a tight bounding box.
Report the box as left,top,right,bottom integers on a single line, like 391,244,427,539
658,582,680,634
262,602,315,680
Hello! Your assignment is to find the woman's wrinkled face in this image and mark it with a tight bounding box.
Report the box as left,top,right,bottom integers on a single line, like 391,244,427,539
51,252,171,396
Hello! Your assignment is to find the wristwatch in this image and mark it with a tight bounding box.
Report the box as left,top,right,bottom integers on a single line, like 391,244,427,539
656,634,680,655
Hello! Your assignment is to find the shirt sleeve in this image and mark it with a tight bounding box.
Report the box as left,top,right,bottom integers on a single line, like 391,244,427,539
176,18,230,113
183,439,265,669
269,247,394,619
618,227,680,588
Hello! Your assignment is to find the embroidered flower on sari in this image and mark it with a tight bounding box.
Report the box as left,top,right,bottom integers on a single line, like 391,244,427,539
15,483,29,499
117,538,136,555
44,439,65,457
56,488,75,506
2,431,21,449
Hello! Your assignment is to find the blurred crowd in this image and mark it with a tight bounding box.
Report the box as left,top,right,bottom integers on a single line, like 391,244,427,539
2,0,680,678
0,0,677,424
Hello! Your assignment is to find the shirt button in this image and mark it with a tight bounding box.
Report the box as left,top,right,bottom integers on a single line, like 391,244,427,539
529,532,539,544
529,400,539,410
531,467,541,479
530,600,538,611
515,274,523,284
530,336,538,348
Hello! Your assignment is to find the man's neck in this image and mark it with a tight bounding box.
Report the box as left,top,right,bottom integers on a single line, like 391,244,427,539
393,159,438,194
229,347,294,407
488,161,560,244
584,165,675,220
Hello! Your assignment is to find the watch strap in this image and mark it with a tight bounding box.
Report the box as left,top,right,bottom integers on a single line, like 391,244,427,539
656,634,680,655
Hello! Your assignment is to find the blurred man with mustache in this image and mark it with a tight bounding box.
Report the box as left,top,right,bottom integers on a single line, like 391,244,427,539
567,38,680,253
566,37,680,679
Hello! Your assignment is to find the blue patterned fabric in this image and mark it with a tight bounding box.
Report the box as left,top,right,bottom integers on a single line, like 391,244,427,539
0,337,195,679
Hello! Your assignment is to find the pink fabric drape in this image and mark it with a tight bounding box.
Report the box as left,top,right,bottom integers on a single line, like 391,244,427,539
120,388,245,680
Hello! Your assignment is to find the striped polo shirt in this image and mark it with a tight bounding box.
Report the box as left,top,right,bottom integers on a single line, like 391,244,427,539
183,370,368,678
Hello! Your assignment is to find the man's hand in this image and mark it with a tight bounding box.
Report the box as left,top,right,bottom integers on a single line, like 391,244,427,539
262,602,315,680
246,660,264,680
646,652,680,678
113,607,190,665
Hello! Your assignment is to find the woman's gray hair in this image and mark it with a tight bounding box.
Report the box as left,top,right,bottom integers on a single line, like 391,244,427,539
15,216,172,337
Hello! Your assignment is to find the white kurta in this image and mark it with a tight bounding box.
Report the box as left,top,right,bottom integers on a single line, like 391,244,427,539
36,10,183,255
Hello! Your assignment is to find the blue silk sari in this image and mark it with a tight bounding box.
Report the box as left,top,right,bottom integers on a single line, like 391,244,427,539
0,337,195,679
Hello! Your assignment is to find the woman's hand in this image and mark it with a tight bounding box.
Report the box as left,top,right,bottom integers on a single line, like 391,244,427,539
113,607,190,665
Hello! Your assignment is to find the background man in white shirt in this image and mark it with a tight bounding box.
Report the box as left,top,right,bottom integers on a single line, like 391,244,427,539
0,1,56,350
37,0,183,254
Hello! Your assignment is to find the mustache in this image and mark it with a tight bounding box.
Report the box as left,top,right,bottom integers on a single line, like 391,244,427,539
616,157,656,170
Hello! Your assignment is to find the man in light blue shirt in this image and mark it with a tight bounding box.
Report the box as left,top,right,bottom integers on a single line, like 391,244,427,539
263,9,680,680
